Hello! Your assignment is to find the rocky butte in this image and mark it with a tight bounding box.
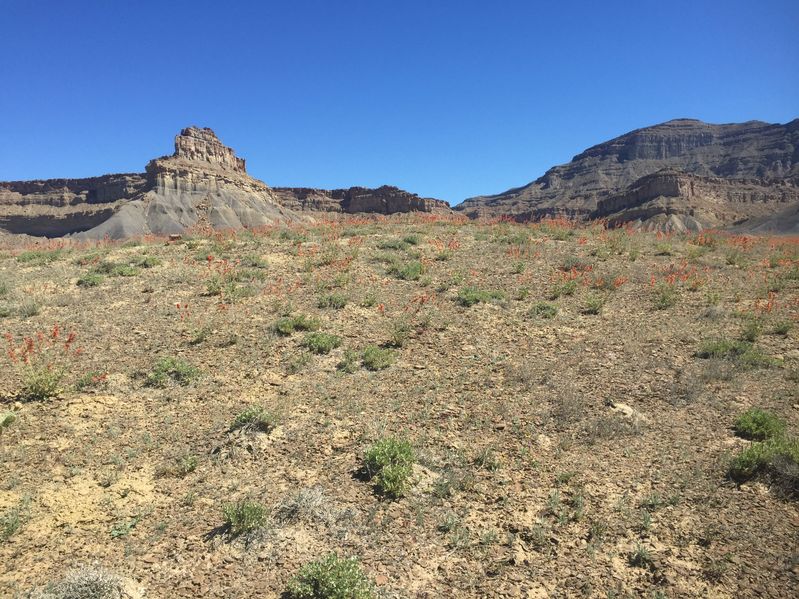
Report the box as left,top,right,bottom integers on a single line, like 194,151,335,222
454,118,799,232
0,127,451,239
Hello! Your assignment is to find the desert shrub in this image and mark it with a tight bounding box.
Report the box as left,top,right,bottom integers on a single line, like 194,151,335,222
273,314,320,336
377,238,407,250
1,411,16,430
696,338,776,368
549,279,577,299
1,496,29,543
740,318,763,342
559,256,592,272
17,249,64,266
402,234,421,246
157,453,198,478
389,260,424,281
729,436,799,486
144,357,199,387
317,293,348,309
18,299,41,318
628,543,653,568
581,294,605,315
337,349,359,373
652,282,677,309
302,332,342,354
30,565,128,599
77,273,104,288
20,366,64,401
285,553,375,599
222,499,269,537
772,320,793,336
529,302,558,319
110,265,139,277
134,255,161,268
230,405,277,433
456,286,505,307
364,436,415,498
734,408,786,441
361,345,394,370
0,279,9,297
272,487,334,525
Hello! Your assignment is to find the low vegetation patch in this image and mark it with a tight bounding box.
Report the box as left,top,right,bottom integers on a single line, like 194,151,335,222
285,553,375,599
302,332,342,354
222,499,269,537
696,338,777,368
273,314,320,336
734,408,786,441
456,286,505,307
230,405,278,433
364,436,415,498
361,345,394,370
144,357,200,387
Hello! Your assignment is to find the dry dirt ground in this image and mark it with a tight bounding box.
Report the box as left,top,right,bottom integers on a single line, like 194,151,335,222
0,217,797,598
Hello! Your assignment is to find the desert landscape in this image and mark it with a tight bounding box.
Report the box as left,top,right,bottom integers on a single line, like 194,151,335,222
1,210,797,597
1,2,798,597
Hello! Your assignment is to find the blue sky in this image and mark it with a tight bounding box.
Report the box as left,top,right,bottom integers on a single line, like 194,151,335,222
1,0,797,205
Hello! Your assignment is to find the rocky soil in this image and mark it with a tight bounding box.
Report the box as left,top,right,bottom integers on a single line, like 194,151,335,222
0,217,797,597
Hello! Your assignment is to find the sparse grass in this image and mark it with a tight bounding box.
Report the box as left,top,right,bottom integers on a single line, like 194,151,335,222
361,345,394,370
144,357,200,387
364,436,415,498
302,332,342,354
18,299,40,318
549,279,577,299
286,553,375,599
629,543,653,568
1,496,30,543
230,405,278,433
17,249,64,265
222,499,269,537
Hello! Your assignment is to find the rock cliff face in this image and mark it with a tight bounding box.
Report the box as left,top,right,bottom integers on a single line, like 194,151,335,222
273,185,451,215
0,127,450,239
455,118,799,231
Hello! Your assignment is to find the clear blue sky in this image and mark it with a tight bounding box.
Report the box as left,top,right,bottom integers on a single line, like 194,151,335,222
1,0,797,204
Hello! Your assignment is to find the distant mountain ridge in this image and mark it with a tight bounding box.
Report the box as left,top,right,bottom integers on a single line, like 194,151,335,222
0,128,451,239
455,118,799,232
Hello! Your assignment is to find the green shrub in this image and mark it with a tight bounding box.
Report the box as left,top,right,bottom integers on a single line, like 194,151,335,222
0,411,16,429
402,234,421,246
317,293,348,309
456,286,505,307
134,255,161,268
734,408,786,441
20,366,63,401
740,319,763,343
302,332,342,355
77,273,104,287
729,436,799,483
145,357,199,387
273,314,320,336
286,553,375,599
337,349,359,373
652,282,677,310
377,238,407,250
222,499,269,537
17,249,64,265
361,345,394,370
364,437,415,498
529,302,558,319
696,338,777,368
231,405,278,433
549,279,577,299
1,496,29,543
772,320,793,336
581,294,605,315
389,260,424,281
0,279,9,297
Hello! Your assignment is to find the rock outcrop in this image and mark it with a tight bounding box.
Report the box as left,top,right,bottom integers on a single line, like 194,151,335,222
273,185,451,215
0,127,450,239
455,118,799,231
